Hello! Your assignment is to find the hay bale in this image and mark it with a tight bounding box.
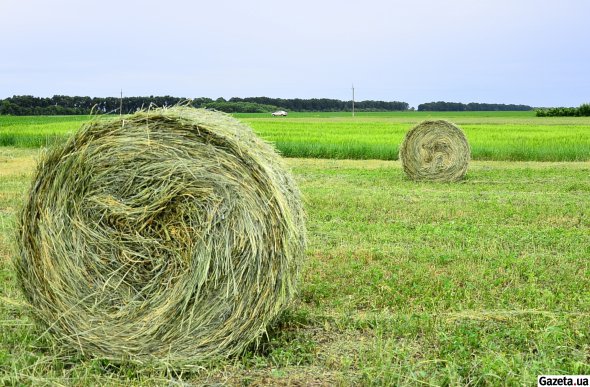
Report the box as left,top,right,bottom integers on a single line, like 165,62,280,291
399,120,470,182
16,107,306,366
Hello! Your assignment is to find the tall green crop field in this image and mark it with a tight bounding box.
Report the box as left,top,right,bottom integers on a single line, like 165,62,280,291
0,116,88,147
1,112,589,161
242,113,590,161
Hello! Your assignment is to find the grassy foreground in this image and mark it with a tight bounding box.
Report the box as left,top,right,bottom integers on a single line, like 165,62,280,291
1,112,590,161
1,148,589,385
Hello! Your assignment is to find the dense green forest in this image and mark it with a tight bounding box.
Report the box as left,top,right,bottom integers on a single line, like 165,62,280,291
418,101,533,111
0,95,191,115
535,103,590,117
227,97,409,112
0,96,553,115
0,95,409,115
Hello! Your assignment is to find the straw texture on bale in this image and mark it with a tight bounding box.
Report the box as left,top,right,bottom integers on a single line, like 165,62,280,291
16,107,306,365
399,120,470,182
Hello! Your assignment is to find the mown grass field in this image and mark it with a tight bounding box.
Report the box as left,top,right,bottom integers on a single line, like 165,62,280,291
1,112,590,161
1,140,589,384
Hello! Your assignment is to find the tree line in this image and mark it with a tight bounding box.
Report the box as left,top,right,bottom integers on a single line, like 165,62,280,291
0,95,409,115
535,103,590,117
227,97,409,112
1,95,546,115
0,95,207,116
418,101,533,111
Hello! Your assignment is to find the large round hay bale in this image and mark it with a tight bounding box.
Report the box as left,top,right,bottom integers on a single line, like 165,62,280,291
399,120,470,182
16,107,306,366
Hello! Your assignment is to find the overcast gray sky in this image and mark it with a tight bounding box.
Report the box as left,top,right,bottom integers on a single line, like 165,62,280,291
1,0,588,108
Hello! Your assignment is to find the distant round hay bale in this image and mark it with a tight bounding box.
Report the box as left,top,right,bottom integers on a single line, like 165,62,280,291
16,107,306,366
399,120,470,182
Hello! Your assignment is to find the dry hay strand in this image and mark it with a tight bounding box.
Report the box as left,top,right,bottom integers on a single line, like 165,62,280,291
399,120,470,182
16,106,306,367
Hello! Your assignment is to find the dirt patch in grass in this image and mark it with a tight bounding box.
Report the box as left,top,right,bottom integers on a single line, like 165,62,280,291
0,156,36,177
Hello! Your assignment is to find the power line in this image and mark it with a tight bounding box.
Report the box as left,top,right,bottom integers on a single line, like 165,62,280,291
352,83,355,117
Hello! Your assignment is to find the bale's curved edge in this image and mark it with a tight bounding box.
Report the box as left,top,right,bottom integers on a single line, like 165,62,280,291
399,120,470,182
16,107,306,367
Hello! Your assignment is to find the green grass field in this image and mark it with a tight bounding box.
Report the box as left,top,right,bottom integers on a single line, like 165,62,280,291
1,112,590,161
1,144,589,385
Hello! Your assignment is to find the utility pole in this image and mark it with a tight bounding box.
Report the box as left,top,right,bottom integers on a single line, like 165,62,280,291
352,84,355,117
119,89,123,117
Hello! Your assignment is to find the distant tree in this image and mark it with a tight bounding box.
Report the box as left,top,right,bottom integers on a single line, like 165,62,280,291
536,103,590,117
578,103,590,116
192,97,213,108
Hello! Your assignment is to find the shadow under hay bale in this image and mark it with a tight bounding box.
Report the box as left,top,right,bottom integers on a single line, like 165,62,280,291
399,120,470,182
16,107,306,367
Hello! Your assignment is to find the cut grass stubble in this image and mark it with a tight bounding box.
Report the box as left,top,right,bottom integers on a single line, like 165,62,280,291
1,153,590,384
